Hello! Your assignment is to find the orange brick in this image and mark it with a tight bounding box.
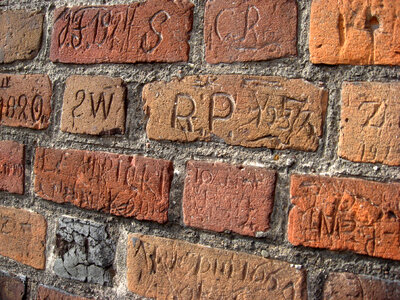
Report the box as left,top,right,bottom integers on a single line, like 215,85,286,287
0,140,24,194
310,0,400,65
339,82,400,166
288,174,400,260
0,206,46,269
34,147,173,223
127,234,307,299
183,160,276,237
37,285,91,300
50,1,193,64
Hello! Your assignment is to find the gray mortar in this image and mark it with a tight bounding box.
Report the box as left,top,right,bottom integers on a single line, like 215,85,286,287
0,0,399,299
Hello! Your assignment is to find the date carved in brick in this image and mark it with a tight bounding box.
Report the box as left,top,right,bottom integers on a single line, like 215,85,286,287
204,0,297,63
143,75,328,151
0,206,46,269
288,174,400,260
0,140,24,194
34,147,173,223
61,75,126,135
127,234,307,299
310,0,400,65
183,161,276,237
0,74,52,129
339,82,400,166
50,0,193,64
324,272,400,300
37,285,91,300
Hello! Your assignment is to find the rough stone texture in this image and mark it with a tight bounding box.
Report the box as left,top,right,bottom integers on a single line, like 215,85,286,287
0,74,52,129
37,285,91,300
339,82,400,166
34,147,173,223
0,140,24,194
183,160,276,237
204,0,297,64
288,174,400,261
0,271,25,300
127,234,307,299
310,0,400,65
0,10,43,63
53,217,115,286
61,75,126,135
50,0,193,64
143,75,328,151
0,206,46,269
324,272,400,300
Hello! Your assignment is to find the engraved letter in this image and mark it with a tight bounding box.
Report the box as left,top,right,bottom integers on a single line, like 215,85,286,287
171,93,196,132
209,92,235,131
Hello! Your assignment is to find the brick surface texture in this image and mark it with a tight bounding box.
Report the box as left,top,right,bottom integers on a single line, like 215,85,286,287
0,10,43,63
204,0,297,63
310,0,400,65
0,74,52,129
127,234,307,299
37,285,91,300
0,140,24,194
324,272,400,300
0,206,46,269
34,147,173,223
183,160,276,237
288,174,400,260
339,82,400,166
0,272,25,300
143,75,328,151
61,75,126,135
50,0,193,64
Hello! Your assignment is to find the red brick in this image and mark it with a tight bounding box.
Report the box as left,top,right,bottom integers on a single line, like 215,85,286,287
127,234,307,299
37,285,91,300
0,140,24,194
310,0,400,65
0,272,25,300
339,82,400,166
0,206,46,269
183,160,276,237
0,74,52,129
204,0,297,63
324,272,400,300
50,0,193,64
288,174,400,260
34,147,173,223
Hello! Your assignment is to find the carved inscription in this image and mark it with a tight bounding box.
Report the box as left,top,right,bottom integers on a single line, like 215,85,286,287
0,140,24,195
127,234,307,299
37,285,91,300
288,174,400,261
61,75,126,135
34,147,173,223
0,74,52,129
183,161,276,237
50,1,193,63
204,0,297,63
339,82,400,166
0,10,43,63
143,75,328,151
310,0,400,65
324,272,400,300
0,206,46,269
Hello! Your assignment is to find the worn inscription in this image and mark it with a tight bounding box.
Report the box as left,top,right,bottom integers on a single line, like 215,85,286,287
339,82,400,166
34,147,173,223
0,140,24,195
127,234,307,299
50,0,193,63
61,75,126,135
37,285,91,300
143,75,328,151
204,0,297,63
310,0,400,65
0,206,46,269
183,161,276,237
0,74,52,129
324,272,400,300
289,174,400,260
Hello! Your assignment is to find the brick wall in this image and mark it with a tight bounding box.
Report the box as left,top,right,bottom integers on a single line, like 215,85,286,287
0,0,399,299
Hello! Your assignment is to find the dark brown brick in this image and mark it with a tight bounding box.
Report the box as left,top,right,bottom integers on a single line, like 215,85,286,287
34,147,173,223
0,272,25,300
0,140,24,194
37,285,91,300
